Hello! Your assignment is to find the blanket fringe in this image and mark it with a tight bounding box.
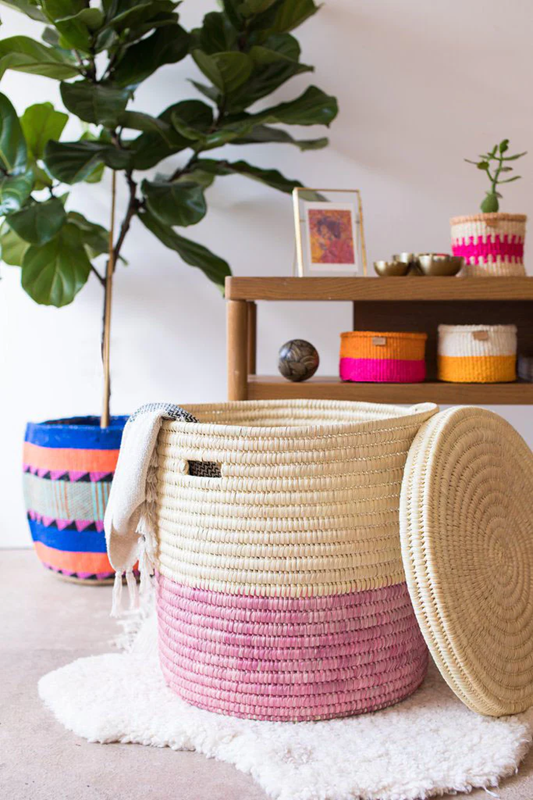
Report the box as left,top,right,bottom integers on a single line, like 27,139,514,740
111,572,123,618
108,427,159,619
126,570,139,610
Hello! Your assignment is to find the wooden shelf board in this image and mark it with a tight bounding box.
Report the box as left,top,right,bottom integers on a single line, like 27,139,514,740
226,276,533,302
247,376,533,405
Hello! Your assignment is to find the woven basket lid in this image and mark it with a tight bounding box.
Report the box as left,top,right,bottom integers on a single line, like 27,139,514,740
400,406,533,716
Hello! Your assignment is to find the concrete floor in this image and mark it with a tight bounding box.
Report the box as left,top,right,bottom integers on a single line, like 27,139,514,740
2,550,533,800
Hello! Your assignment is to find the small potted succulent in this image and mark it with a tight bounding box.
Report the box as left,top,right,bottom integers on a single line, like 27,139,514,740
2,0,337,581
451,140,527,276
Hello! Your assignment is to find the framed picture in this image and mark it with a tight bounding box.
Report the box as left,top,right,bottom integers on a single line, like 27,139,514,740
292,188,367,277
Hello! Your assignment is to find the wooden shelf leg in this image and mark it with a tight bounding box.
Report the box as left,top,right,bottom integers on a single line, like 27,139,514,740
227,299,249,401
247,302,257,375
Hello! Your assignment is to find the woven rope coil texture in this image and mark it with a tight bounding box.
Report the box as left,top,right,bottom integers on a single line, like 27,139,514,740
154,400,437,597
400,406,533,716
450,214,526,277
152,400,436,721
339,332,427,383
438,324,517,383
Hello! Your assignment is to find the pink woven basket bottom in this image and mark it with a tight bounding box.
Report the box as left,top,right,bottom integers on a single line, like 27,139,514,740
340,357,426,383
156,573,429,721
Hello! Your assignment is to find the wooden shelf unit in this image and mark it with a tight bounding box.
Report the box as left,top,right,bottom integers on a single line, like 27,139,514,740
226,277,533,405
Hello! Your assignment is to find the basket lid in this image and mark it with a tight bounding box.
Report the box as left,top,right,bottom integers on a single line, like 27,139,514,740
400,406,533,716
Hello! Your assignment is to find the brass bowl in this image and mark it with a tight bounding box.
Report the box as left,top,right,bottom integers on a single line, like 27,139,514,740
417,254,464,276
392,252,417,265
392,252,423,275
374,260,410,277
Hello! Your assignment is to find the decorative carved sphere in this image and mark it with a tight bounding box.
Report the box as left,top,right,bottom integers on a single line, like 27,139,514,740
278,339,319,382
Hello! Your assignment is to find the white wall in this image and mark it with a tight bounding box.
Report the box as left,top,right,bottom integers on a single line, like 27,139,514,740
1,0,532,547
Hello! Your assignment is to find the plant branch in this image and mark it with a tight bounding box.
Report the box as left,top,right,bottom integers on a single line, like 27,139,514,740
169,152,199,182
100,170,117,428
112,170,138,265
87,54,97,82
167,86,230,184
91,265,105,286
102,44,123,81
73,49,86,74
491,154,504,193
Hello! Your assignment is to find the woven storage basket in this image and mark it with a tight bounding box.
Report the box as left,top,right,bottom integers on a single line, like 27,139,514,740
518,355,533,383
23,416,128,582
438,324,517,383
152,399,437,722
450,213,526,277
340,331,427,383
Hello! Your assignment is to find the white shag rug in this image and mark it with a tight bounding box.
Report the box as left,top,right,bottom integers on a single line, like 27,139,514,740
38,615,533,800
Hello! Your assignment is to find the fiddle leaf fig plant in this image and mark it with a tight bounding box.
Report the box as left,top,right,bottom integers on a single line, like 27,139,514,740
0,0,338,424
465,139,527,213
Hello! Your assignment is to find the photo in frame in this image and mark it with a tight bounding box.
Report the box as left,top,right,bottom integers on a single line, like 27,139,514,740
292,188,367,277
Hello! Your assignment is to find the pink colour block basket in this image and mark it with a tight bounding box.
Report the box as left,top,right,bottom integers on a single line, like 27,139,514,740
450,213,527,277
340,331,427,383
151,400,437,722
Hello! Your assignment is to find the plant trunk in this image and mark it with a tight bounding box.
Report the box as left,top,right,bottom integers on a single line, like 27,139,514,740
101,171,117,428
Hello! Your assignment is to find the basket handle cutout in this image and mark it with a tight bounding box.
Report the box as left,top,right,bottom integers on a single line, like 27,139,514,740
472,331,489,341
373,336,387,346
187,459,222,478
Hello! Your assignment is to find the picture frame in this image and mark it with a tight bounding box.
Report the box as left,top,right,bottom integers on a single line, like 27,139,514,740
292,188,368,277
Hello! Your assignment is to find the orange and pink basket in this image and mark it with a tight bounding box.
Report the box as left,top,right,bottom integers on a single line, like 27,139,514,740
340,331,427,383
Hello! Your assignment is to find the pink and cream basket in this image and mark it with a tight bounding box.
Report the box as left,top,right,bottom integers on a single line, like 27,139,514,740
450,213,527,277
142,400,435,721
107,400,533,723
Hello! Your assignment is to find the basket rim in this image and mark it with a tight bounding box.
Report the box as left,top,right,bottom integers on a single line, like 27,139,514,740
450,213,527,224
438,324,517,334
26,415,128,431
340,331,428,341
162,399,438,438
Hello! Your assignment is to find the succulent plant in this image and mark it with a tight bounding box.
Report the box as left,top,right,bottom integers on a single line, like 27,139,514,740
465,139,526,213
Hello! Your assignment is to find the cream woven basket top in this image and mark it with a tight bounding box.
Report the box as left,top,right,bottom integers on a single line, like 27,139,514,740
166,398,436,430
154,399,437,598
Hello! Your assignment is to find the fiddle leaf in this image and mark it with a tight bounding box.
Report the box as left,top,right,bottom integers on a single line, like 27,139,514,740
21,222,91,307
112,24,189,88
141,180,207,227
6,197,66,245
138,209,230,290
20,102,68,160
192,50,253,93
191,12,237,53
0,92,27,175
0,226,30,265
0,0,46,21
0,36,80,80
60,81,131,127
195,158,302,193
0,169,34,215
44,139,132,183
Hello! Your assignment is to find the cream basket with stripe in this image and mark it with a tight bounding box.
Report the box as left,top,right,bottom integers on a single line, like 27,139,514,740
153,399,437,722
438,324,517,383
